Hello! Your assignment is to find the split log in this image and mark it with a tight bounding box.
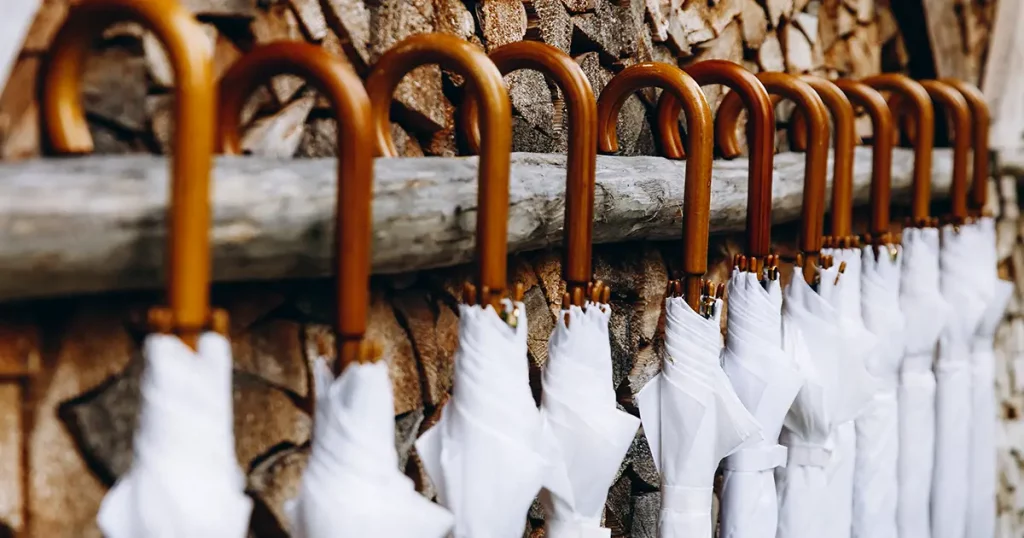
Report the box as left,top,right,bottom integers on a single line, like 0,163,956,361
479,0,528,50
739,0,769,48
0,148,954,302
981,0,1024,151
921,0,972,80
251,4,307,103
321,0,372,72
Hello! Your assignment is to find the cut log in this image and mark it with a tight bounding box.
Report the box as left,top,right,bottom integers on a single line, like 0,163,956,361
0,148,956,302
816,0,838,52
81,46,149,132
824,38,851,74
571,0,636,61
478,0,528,50
288,0,329,41
876,2,899,42
143,24,219,89
240,95,316,157
251,4,307,103
321,0,372,72
848,20,880,77
981,0,1024,150
644,0,675,43
837,4,856,36
758,30,786,71
433,0,478,43
763,0,794,28
739,0,769,49
692,19,744,66
524,0,573,53
921,0,971,79
180,0,257,17
562,0,597,13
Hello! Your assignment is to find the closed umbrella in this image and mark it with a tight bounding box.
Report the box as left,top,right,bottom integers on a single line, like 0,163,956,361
657,60,802,538
605,62,758,538
42,1,252,536
216,42,454,537
941,78,1014,538
463,40,640,537
863,73,944,538
366,33,567,538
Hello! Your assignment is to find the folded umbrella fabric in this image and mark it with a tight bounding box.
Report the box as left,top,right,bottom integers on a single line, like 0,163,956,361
97,333,253,538
285,358,454,538
542,302,640,538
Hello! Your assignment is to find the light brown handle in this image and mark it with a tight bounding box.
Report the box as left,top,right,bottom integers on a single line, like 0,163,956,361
655,60,775,261
939,78,990,214
787,76,857,239
460,41,597,305
597,62,713,311
42,0,215,348
218,41,374,369
862,74,934,225
833,80,894,242
366,33,511,309
716,72,829,282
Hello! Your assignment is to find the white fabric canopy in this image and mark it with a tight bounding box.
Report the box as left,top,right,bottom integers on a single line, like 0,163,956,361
416,300,569,538
852,244,904,538
897,227,948,538
932,223,990,538
285,358,454,538
718,269,803,538
542,303,639,538
97,333,253,538
967,216,1014,538
636,295,760,538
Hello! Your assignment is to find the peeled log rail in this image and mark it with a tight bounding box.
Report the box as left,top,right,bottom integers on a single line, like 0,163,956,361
0,147,952,302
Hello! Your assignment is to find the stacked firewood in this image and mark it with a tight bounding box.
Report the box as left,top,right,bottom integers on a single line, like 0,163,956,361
0,0,988,163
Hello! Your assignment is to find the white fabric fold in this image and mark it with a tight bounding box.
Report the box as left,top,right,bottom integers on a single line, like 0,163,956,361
97,332,253,538
416,301,566,538
285,359,454,538
967,216,1014,538
897,227,948,538
541,303,639,537
718,269,803,538
932,223,990,538
852,244,904,538
636,296,760,538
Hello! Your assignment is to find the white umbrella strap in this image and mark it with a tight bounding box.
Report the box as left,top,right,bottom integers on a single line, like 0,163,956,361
544,519,610,538
721,444,788,471
786,444,832,468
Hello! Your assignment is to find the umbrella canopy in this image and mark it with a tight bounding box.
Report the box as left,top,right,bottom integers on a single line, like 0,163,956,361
97,334,253,537
719,268,803,538
543,301,639,537
852,244,904,538
286,359,454,537
897,226,949,538
636,293,760,538
967,216,1014,538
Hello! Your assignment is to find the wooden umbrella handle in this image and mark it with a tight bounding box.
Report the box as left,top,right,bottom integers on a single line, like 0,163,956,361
460,41,597,305
862,74,935,226
715,72,830,283
366,33,511,310
655,60,775,262
41,0,215,348
596,62,713,312
787,76,857,240
218,41,375,369
833,80,895,243
938,78,990,215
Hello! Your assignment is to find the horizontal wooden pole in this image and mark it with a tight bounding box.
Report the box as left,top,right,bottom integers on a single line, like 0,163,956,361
0,148,953,302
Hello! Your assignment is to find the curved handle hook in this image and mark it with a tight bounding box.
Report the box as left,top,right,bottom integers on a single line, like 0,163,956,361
862,74,935,226
715,72,830,283
785,76,857,241
42,0,215,348
655,60,775,263
460,41,597,305
218,41,375,369
832,80,895,243
597,62,713,311
939,78,990,215
366,33,512,309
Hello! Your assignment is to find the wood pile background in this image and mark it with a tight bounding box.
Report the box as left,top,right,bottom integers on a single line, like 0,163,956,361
1,0,995,164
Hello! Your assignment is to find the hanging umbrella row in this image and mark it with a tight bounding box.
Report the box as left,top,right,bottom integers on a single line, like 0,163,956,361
34,0,1012,537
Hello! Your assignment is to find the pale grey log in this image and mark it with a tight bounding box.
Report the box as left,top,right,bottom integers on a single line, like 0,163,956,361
0,147,952,302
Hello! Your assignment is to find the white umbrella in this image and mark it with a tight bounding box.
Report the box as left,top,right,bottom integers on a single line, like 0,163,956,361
718,265,804,538
966,216,1014,538
285,358,454,537
820,248,878,538
636,288,761,537
852,243,905,538
542,297,640,537
931,222,989,538
416,300,570,538
897,226,949,538
97,333,253,538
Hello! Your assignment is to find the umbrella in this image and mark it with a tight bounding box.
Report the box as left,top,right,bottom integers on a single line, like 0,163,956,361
366,33,565,538
41,1,252,535
463,40,639,537
836,79,904,538
603,62,759,537
657,60,802,538
862,74,944,538
217,42,454,537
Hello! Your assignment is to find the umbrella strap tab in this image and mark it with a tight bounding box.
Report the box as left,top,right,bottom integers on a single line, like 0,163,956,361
720,444,788,472
786,444,831,467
